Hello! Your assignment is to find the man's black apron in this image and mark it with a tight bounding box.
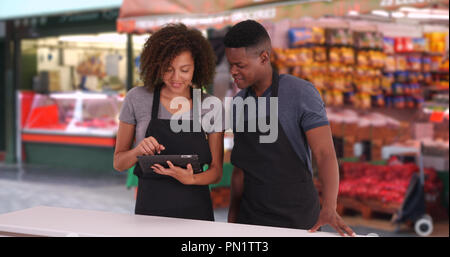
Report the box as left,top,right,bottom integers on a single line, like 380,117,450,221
134,86,214,221
231,72,320,229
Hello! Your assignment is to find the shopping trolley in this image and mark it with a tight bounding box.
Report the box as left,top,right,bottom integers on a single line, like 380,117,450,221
392,143,434,236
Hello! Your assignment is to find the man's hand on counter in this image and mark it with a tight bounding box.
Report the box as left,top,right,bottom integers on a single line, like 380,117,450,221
308,206,356,237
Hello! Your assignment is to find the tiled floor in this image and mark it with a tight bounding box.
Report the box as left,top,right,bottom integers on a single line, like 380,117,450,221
0,163,136,215
0,163,448,237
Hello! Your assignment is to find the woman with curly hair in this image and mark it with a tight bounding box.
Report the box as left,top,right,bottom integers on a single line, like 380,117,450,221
114,23,224,221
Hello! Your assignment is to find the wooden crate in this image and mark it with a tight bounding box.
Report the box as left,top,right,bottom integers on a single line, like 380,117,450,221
383,127,399,145
211,187,231,209
337,197,401,220
316,180,401,220
371,139,384,161
343,122,358,137
330,121,344,137
372,126,389,141
398,122,412,142
343,136,356,158
356,125,371,142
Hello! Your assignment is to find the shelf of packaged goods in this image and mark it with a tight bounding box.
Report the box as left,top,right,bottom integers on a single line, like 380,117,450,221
423,86,449,92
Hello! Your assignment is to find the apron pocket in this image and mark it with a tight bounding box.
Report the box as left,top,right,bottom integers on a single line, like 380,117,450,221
136,178,213,216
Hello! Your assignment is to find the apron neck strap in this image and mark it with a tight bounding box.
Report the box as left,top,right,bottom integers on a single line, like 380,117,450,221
151,86,161,120
151,85,196,120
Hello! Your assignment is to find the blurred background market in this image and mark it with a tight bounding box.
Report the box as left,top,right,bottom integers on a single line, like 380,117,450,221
0,0,448,237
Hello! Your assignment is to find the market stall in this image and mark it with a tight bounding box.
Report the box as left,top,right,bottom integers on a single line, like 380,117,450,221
115,1,449,220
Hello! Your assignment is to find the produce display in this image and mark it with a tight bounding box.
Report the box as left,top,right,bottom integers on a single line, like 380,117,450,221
339,161,443,204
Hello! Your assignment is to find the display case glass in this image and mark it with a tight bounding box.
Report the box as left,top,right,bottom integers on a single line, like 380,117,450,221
22,91,123,137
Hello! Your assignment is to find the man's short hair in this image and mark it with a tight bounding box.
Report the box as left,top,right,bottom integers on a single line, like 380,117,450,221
224,20,271,56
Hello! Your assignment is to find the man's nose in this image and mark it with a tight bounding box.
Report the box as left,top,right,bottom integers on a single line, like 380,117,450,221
230,65,238,75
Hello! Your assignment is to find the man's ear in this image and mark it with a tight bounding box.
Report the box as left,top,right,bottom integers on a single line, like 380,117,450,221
259,51,270,65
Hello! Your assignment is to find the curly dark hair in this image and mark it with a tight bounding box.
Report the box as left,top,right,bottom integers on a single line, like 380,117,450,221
140,23,216,91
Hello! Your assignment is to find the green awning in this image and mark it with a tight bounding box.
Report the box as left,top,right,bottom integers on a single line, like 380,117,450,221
0,0,123,20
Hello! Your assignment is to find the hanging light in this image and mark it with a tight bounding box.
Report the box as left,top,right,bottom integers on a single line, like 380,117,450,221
371,10,390,17
391,12,405,18
347,10,360,16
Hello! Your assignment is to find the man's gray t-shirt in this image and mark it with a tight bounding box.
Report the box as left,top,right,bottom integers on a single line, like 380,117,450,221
232,73,329,174
119,86,224,146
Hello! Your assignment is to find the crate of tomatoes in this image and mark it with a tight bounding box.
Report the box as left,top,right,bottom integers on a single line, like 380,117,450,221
338,162,443,205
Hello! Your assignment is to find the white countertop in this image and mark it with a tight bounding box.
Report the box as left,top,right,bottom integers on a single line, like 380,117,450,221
0,206,346,237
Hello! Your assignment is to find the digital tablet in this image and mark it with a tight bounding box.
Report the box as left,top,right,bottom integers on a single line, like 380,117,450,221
137,155,203,174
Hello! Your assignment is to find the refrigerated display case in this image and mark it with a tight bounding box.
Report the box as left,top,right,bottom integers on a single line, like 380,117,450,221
20,91,123,172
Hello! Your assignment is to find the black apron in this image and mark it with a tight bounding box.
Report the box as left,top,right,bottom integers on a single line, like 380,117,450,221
134,86,214,221
230,71,320,229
